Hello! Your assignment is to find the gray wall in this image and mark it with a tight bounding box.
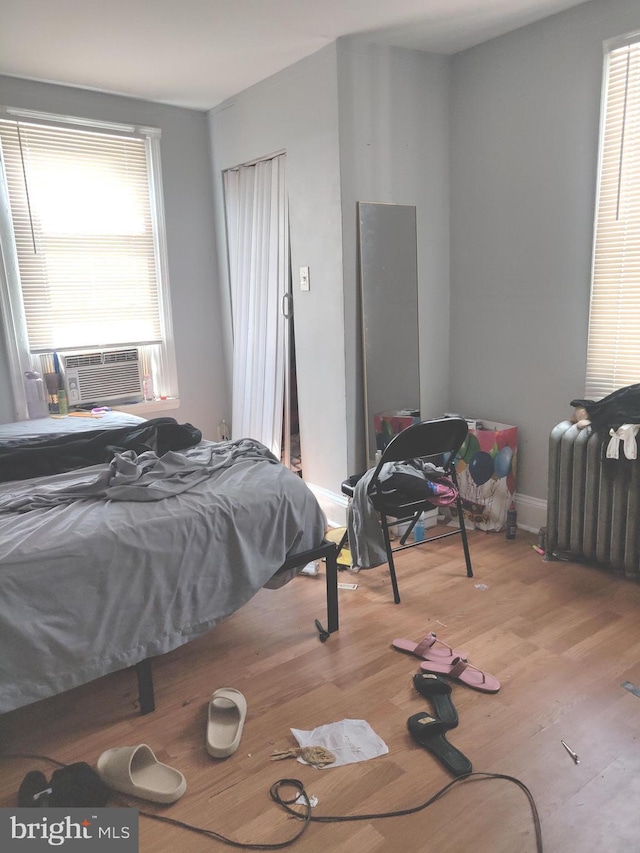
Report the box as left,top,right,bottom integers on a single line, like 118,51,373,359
337,38,451,473
208,45,348,502
3,0,637,511
0,75,225,440
450,0,640,501
210,0,638,510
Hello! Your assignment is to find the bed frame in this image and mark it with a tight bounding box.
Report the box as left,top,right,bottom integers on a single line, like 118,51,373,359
0,414,340,717
134,539,339,714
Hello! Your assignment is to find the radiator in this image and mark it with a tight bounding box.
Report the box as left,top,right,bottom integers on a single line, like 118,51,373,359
547,421,640,578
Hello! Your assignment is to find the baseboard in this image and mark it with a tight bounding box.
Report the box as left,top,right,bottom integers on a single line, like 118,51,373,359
514,493,546,533
307,483,348,528
306,483,546,535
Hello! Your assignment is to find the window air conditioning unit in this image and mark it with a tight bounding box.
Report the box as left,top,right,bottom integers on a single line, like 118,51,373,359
61,348,144,406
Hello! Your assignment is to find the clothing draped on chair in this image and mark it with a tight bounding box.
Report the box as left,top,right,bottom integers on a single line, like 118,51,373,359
347,461,458,569
224,155,288,458
341,417,474,604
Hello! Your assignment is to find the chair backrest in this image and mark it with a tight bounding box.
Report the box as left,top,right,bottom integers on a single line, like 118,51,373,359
376,417,469,471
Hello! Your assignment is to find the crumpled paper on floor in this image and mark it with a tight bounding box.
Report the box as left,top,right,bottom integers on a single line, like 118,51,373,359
290,718,389,769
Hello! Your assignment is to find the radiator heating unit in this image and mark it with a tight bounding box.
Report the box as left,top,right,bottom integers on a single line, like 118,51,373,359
547,421,640,578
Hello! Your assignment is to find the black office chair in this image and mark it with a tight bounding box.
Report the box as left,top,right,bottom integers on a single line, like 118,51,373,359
341,417,473,604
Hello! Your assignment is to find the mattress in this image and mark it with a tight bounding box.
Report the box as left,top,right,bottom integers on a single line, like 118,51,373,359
0,410,145,439
0,413,326,713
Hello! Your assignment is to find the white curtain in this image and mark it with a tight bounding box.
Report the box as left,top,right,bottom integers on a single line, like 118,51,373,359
224,155,288,457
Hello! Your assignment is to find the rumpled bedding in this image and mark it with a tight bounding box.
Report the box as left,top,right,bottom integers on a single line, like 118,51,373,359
0,438,276,512
0,432,326,713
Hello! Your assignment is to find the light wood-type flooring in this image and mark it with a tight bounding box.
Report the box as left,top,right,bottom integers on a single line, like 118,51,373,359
2,529,640,852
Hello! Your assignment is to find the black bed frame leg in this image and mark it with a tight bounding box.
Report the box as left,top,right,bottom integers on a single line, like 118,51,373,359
133,542,339,714
324,543,339,633
279,539,340,637
135,658,155,715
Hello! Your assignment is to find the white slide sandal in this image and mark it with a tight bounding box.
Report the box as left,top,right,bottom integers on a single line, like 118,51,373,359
206,688,247,758
96,744,186,803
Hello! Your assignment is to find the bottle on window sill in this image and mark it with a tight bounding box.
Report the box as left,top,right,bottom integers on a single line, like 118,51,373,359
24,371,49,419
57,388,69,415
142,374,155,402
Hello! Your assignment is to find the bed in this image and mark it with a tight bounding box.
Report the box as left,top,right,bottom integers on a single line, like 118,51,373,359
0,412,338,716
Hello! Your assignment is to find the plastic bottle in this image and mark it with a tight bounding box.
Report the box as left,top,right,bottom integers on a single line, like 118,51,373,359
24,371,49,419
537,526,547,551
414,514,425,542
506,503,517,540
142,374,154,402
57,388,69,415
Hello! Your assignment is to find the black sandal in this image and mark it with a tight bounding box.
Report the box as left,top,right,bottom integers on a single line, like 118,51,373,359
407,712,472,777
412,672,458,728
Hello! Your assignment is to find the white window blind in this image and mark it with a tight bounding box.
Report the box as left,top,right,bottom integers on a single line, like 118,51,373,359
586,37,640,398
0,118,162,353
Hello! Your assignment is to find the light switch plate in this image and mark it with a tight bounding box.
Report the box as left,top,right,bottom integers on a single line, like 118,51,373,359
300,266,310,291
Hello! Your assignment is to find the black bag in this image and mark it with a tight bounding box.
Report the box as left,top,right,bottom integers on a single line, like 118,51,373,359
18,762,111,808
571,383,640,430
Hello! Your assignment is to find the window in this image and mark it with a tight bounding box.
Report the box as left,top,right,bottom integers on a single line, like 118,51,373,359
0,108,176,417
586,35,640,399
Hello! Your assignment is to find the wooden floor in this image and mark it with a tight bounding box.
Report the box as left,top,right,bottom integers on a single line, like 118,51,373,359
2,529,640,852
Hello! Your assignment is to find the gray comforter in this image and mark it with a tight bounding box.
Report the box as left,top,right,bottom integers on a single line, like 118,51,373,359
0,438,276,511
0,437,326,713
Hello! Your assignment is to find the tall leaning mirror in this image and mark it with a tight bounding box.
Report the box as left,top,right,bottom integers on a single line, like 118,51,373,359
358,202,420,465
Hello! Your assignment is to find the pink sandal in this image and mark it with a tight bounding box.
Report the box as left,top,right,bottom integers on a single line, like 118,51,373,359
392,632,466,662
420,657,500,693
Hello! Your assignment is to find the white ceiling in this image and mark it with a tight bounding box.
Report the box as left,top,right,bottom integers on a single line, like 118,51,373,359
0,0,591,111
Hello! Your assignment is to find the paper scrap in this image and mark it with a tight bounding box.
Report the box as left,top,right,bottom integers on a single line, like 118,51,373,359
290,719,388,770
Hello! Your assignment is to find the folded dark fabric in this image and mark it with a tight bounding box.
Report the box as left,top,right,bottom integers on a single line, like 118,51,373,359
18,762,111,808
0,417,202,483
17,770,49,807
571,383,640,430
380,471,458,506
49,763,111,807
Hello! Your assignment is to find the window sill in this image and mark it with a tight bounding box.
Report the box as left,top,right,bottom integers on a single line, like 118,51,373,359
113,398,180,416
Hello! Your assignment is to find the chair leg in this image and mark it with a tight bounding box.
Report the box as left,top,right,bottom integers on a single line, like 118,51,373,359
449,468,474,579
380,512,401,604
455,496,474,578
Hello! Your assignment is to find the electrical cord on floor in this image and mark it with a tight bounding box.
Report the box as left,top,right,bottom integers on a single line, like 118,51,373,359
114,780,312,851
1,754,543,852
1,752,67,767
